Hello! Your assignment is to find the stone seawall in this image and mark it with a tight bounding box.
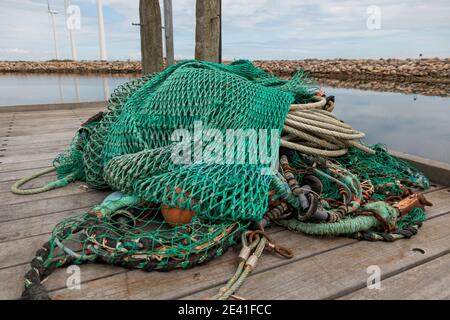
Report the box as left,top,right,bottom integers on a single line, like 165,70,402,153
316,77,450,97
1,58,449,84
254,58,450,84
0,60,142,74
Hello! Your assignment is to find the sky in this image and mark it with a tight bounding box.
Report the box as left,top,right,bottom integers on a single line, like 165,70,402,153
0,0,449,61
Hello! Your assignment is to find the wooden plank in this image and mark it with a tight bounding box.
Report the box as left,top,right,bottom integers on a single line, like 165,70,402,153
0,117,83,125
0,101,106,113
392,150,450,187
0,124,78,134
0,261,124,300
0,114,96,125
0,172,57,193
0,113,92,124
0,234,50,269
0,191,109,223
0,182,91,206
0,130,76,147
0,165,55,182
0,151,61,164
0,207,92,242
2,131,75,145
183,211,450,300
0,230,286,300
0,126,79,137
0,111,79,119
1,141,70,153
0,188,446,300
0,222,275,299
47,230,352,300
0,115,86,123
1,145,66,158
339,253,450,299
44,188,450,300
1,128,77,139
0,159,55,174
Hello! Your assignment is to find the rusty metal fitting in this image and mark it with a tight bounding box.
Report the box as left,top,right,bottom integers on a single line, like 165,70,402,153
393,193,432,216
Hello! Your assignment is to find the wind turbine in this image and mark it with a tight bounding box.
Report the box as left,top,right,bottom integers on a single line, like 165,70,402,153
96,0,107,60
65,0,77,60
47,0,59,60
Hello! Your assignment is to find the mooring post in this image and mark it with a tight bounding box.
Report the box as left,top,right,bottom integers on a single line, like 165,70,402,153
195,0,221,63
163,0,174,67
139,0,164,74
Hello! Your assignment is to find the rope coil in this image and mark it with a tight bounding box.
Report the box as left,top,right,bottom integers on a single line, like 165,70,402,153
282,96,375,157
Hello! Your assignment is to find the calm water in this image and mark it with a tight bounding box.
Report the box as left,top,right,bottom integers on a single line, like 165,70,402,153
1,73,449,163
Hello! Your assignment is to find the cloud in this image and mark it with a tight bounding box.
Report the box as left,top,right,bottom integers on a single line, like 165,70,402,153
0,0,449,60
0,48,29,54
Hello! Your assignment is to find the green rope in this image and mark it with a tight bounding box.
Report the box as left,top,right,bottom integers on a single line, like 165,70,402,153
212,232,267,300
276,201,398,236
11,167,76,195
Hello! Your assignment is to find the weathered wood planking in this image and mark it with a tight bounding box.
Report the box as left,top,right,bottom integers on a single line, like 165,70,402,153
1,102,450,300
1,141,71,153
0,191,109,223
0,151,63,164
0,174,56,193
0,207,95,242
0,190,445,298
1,166,56,182
3,131,77,143
0,101,106,113
0,127,80,138
1,145,67,158
45,188,450,300
339,254,450,299
183,210,450,300
1,181,93,205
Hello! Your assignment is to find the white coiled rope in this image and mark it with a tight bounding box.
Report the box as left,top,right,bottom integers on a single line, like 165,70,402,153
281,96,375,157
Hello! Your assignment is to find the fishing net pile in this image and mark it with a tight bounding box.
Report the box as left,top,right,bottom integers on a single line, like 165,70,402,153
13,60,431,300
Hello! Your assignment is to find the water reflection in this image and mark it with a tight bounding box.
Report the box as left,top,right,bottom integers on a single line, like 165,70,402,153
102,76,110,101
74,77,80,102
323,86,450,164
317,77,450,97
0,73,135,106
57,74,64,102
0,73,448,164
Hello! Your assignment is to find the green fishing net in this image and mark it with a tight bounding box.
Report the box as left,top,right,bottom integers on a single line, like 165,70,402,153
40,60,318,276
54,60,318,222
50,60,430,255
21,59,432,299
276,146,429,238
45,192,248,271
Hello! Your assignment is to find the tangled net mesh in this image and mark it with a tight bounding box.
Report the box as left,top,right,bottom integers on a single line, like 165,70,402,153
20,59,431,299
49,201,247,270
278,145,429,238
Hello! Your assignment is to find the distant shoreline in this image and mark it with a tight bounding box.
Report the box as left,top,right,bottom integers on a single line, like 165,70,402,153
1,58,449,85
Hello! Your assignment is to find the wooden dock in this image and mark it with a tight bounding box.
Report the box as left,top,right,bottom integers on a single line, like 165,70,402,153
1,102,450,300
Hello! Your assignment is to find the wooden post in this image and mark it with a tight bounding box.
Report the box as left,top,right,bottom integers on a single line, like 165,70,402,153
195,0,221,62
139,0,163,74
163,0,174,67
218,0,222,63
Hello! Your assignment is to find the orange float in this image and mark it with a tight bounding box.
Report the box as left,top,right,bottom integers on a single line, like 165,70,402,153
161,187,197,226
